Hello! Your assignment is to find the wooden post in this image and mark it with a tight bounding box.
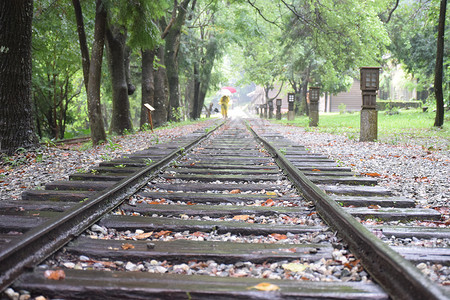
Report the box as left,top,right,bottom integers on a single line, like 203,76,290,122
144,103,155,132
360,67,380,142
287,93,295,120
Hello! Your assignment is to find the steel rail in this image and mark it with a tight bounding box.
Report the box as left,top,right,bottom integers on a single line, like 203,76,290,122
0,121,223,292
248,125,448,300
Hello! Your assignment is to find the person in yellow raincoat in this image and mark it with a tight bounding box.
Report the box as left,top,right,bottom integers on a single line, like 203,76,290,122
219,95,230,118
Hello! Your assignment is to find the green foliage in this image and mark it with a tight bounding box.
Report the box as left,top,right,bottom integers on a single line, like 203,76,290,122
338,103,347,114
32,1,86,139
105,0,169,50
105,138,122,151
387,0,449,106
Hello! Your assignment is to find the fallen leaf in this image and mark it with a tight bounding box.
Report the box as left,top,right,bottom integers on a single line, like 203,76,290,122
192,231,205,237
133,231,153,239
311,169,321,172
368,205,380,209
270,233,287,240
282,263,307,273
362,172,381,177
148,201,162,205
261,199,275,207
266,191,277,196
44,270,66,280
249,282,280,291
186,201,196,205
233,215,250,221
153,230,172,238
230,189,241,194
344,259,360,269
121,243,135,250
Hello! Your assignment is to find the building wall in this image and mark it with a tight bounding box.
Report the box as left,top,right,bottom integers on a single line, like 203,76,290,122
329,79,362,112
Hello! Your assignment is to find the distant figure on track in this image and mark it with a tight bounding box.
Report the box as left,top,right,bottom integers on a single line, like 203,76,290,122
219,95,230,119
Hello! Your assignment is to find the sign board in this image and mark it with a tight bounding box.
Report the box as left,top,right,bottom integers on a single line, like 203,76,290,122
144,103,155,111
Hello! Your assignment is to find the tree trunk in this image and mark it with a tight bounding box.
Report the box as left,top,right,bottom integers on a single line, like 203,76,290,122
301,79,309,116
186,76,195,120
124,46,135,96
140,49,155,128
196,38,218,119
433,0,447,127
106,25,133,135
153,46,169,127
0,0,39,155
72,0,90,92
191,62,201,119
165,0,191,121
87,0,107,145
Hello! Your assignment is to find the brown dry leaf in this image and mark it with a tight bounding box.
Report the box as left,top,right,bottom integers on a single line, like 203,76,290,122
249,282,280,291
362,172,381,177
368,205,381,210
134,231,153,240
311,169,321,172
154,230,172,238
121,243,135,250
192,231,205,237
270,233,288,240
230,189,241,194
44,269,66,280
148,201,161,205
261,199,275,207
186,201,196,205
265,191,277,196
233,215,250,221
344,259,360,269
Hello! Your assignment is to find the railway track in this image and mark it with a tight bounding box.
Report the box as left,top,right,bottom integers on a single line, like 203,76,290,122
0,118,448,299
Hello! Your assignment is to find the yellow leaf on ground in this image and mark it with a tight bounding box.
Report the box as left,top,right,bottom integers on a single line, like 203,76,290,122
134,231,153,240
233,214,250,221
249,282,280,291
265,191,277,196
282,263,308,273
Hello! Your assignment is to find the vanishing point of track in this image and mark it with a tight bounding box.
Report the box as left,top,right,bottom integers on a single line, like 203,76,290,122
0,118,449,299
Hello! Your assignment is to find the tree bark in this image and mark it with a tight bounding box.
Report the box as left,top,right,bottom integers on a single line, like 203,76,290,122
0,0,39,154
106,25,133,135
141,49,156,127
433,0,447,127
72,0,90,92
165,0,191,121
195,38,218,119
190,62,200,119
301,79,309,116
124,46,135,95
87,0,107,144
153,46,169,127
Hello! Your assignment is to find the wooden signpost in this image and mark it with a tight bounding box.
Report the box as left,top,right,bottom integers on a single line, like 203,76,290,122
144,103,155,132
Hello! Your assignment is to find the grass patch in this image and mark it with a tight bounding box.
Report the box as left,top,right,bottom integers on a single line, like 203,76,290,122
273,109,449,148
